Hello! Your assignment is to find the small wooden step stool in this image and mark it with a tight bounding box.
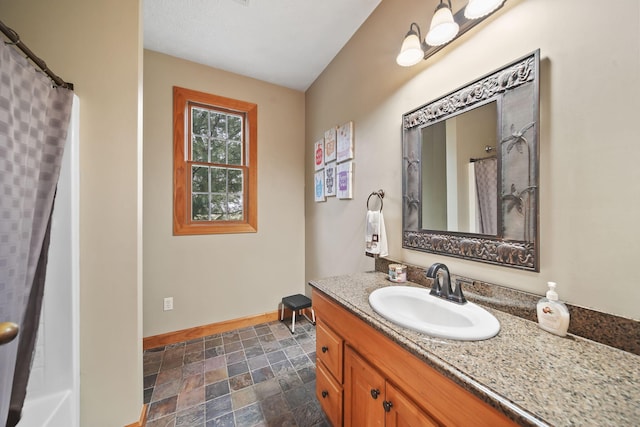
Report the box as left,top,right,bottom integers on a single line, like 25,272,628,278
280,294,315,334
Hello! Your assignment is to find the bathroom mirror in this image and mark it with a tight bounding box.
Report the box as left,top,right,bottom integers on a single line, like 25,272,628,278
402,50,540,271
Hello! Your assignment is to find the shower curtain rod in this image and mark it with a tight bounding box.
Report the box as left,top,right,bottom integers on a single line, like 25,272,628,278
0,19,74,90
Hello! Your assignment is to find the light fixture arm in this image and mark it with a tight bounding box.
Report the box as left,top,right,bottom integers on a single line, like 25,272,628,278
435,0,453,12
407,22,429,58
408,22,422,39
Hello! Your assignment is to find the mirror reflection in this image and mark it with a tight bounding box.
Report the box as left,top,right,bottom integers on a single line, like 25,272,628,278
421,102,498,235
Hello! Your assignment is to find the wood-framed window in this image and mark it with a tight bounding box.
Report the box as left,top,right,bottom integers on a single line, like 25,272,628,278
173,86,257,235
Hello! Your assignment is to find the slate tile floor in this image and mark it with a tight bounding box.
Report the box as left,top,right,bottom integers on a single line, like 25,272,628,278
143,318,329,427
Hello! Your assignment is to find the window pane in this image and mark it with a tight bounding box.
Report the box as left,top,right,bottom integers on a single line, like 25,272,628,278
211,194,228,221
228,141,242,165
228,115,242,141
192,136,208,162
211,139,226,164
192,108,209,135
211,167,227,193
228,193,243,220
192,166,209,192
192,194,210,221
211,112,227,139
228,169,243,193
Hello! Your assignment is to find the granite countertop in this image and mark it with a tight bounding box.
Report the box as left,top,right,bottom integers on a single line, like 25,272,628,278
309,272,640,427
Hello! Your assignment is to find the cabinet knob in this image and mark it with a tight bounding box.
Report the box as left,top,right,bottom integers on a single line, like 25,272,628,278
383,400,393,412
321,346,328,353
0,322,19,346
321,390,329,398
370,388,380,399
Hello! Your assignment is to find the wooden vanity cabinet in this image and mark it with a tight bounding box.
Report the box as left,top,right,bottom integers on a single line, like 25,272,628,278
312,288,517,427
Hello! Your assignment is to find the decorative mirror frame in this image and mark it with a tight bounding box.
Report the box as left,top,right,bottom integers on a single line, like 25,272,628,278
402,50,540,271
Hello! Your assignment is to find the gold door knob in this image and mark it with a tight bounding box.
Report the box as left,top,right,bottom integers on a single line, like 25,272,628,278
0,322,19,346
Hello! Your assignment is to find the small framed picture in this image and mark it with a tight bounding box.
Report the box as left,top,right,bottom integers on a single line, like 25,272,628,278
324,127,337,163
314,170,326,202
324,162,337,197
314,139,324,171
337,121,354,163
337,161,353,199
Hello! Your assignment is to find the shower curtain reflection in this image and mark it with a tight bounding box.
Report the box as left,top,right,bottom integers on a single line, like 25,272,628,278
471,157,497,235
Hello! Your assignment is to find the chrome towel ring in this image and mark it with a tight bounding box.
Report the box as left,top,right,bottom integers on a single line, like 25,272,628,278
367,190,385,211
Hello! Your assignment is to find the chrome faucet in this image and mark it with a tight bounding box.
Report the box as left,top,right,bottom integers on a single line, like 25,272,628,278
425,263,467,304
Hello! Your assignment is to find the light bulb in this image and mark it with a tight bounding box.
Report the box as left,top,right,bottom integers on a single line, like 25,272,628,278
425,4,459,46
396,32,424,67
464,0,505,19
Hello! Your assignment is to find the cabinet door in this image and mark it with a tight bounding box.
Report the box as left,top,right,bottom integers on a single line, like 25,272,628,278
344,346,385,427
385,382,440,427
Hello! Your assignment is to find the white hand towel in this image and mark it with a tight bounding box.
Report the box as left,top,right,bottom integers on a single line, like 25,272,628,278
365,210,388,257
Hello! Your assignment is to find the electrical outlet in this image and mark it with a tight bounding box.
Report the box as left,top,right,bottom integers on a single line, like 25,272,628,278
163,297,173,311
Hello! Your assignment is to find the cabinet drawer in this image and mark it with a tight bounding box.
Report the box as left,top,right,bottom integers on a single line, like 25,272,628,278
316,320,343,382
317,360,343,427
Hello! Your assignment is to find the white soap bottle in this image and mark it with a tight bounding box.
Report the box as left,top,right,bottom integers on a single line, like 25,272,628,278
536,282,570,337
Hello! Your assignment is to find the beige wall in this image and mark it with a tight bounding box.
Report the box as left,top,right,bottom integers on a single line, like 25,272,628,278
143,51,306,337
0,0,143,425
306,0,640,321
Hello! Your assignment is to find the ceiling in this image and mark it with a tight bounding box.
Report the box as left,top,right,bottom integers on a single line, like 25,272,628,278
143,0,382,91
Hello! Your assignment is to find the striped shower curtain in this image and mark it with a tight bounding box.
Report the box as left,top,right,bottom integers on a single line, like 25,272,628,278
0,40,73,426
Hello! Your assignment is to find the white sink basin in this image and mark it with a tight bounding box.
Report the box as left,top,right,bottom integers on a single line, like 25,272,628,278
368,286,500,341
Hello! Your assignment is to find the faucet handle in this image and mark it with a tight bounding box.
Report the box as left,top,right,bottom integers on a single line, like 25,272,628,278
426,263,467,304
449,278,468,304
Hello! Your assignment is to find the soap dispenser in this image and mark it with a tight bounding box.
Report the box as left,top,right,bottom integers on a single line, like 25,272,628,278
536,282,570,337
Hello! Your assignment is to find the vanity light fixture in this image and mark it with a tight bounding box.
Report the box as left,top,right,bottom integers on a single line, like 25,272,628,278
396,0,507,67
